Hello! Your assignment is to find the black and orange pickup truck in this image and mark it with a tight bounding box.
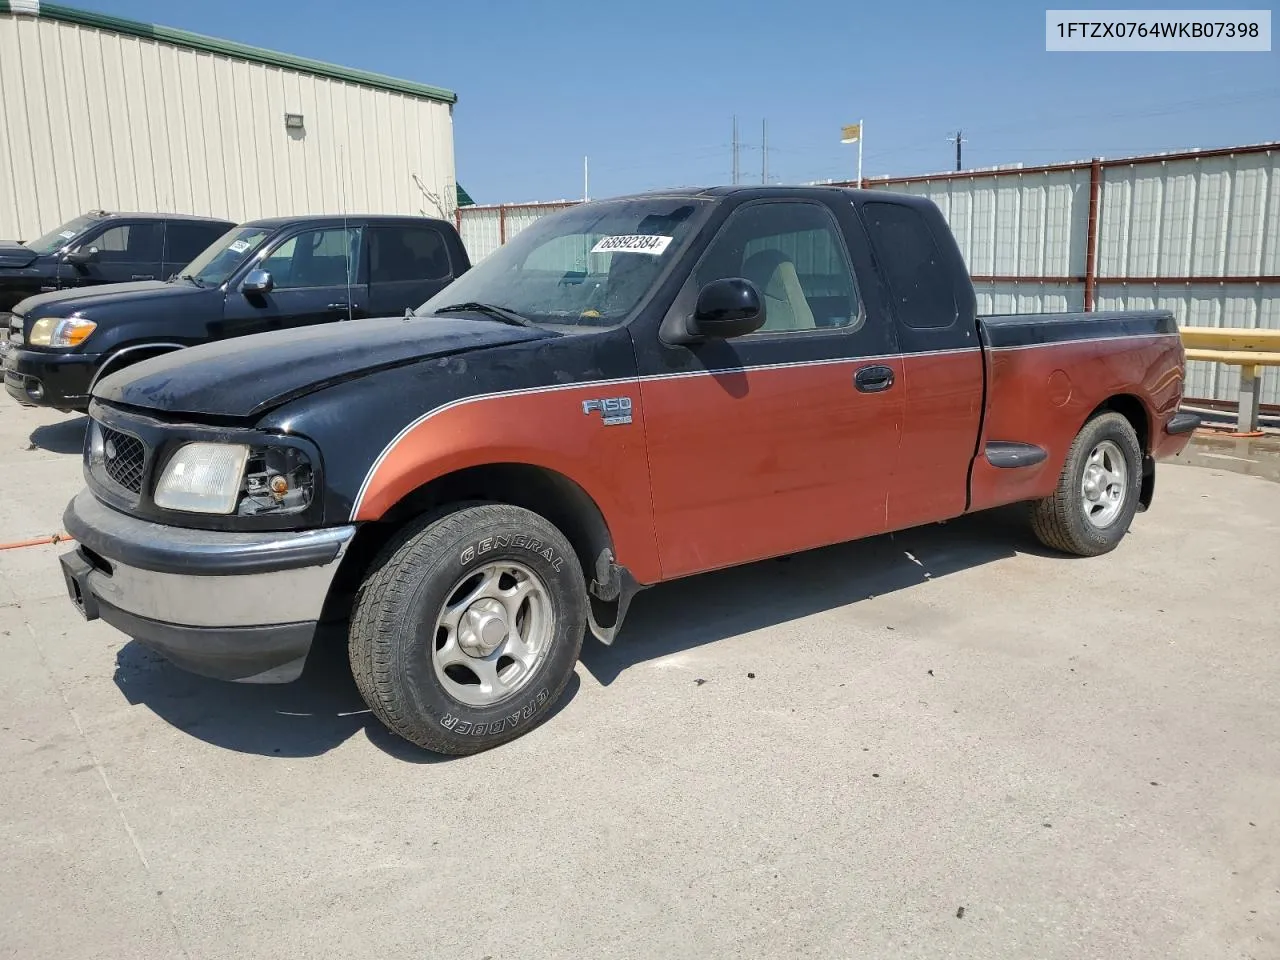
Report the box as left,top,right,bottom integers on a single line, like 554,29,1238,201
58,186,1198,755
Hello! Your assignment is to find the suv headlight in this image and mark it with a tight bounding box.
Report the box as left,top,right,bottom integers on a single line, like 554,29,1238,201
28,316,97,347
154,442,315,516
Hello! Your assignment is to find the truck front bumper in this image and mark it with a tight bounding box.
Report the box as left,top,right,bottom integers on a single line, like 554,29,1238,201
4,348,100,410
61,490,356,683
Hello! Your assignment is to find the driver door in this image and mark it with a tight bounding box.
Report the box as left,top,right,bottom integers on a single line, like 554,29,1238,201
217,225,366,339
632,198,903,580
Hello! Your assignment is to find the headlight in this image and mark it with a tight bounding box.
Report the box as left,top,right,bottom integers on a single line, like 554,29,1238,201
28,316,97,347
154,441,315,516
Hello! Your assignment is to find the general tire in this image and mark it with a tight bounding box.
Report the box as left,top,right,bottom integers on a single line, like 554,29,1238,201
1030,412,1143,557
349,503,586,755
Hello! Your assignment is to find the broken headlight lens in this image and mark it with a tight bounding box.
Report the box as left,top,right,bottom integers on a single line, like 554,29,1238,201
153,442,314,516
237,445,314,517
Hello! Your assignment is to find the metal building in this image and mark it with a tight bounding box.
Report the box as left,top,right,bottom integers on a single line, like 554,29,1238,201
456,142,1280,406
0,1,458,242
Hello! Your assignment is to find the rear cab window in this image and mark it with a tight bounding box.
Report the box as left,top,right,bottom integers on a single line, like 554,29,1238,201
369,225,453,284
860,201,958,329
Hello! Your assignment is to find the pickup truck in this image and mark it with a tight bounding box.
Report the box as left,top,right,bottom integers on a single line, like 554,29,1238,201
4,214,469,411
57,186,1198,756
0,210,233,317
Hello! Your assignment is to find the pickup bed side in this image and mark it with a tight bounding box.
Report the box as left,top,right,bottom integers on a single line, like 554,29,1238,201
969,310,1186,514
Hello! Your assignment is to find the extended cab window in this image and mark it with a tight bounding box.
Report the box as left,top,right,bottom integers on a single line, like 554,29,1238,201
164,223,225,268
861,202,958,329
370,226,451,283
695,201,861,334
89,223,163,263
259,227,362,289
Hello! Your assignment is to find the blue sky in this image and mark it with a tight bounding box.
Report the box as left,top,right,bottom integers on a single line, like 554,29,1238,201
77,0,1278,203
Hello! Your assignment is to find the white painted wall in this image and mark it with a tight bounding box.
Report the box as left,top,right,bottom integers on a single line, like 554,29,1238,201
0,13,456,241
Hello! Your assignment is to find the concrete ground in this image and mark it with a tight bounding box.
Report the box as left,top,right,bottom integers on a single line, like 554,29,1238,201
2,405,1278,960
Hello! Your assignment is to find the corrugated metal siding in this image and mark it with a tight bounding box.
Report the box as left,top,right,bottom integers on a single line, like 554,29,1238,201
457,202,577,262
0,14,455,241
872,171,1090,280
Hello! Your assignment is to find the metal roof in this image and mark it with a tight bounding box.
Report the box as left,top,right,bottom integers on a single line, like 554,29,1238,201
0,0,457,104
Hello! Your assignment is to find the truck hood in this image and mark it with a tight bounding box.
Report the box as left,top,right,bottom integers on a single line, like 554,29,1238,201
0,241,38,269
16,280,204,316
94,315,554,418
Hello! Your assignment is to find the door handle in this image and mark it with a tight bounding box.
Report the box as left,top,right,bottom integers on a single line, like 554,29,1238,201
328,302,350,311
854,364,895,393
131,275,155,281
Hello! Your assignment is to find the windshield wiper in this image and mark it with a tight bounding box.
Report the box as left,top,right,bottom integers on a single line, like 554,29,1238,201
173,273,206,288
432,301,538,328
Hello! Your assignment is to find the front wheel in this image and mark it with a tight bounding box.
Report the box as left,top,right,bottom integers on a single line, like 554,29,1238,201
349,504,586,755
1030,412,1143,557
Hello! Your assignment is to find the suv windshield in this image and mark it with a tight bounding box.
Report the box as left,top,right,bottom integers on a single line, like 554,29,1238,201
178,226,274,286
23,214,100,255
418,197,708,329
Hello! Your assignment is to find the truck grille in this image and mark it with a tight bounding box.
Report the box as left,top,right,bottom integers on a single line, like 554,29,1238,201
100,426,146,493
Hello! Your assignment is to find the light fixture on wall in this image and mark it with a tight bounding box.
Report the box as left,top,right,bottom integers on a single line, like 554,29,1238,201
284,113,304,130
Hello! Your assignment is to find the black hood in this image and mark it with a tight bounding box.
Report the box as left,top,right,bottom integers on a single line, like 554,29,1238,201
15,280,205,316
0,241,38,269
94,316,553,418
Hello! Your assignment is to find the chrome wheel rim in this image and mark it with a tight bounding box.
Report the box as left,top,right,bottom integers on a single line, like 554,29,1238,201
431,561,554,708
1080,439,1128,528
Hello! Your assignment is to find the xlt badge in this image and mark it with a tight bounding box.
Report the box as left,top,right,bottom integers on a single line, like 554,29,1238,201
582,397,633,426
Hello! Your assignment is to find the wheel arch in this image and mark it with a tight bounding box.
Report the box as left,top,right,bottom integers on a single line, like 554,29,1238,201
1084,392,1155,509
89,342,186,392
324,462,638,645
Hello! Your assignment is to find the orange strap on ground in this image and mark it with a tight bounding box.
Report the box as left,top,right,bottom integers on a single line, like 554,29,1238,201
0,533,74,551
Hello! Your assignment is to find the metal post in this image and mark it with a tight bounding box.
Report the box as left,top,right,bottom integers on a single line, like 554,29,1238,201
1238,364,1263,433
732,115,739,185
499,204,506,245
1083,158,1102,312
955,129,963,171
762,119,768,184
583,156,589,201
856,118,863,189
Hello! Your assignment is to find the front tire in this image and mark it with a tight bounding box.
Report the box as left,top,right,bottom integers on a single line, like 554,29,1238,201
1030,412,1142,557
349,504,586,755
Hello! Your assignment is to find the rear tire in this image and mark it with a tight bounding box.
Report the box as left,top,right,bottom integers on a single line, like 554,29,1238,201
1030,412,1142,557
349,503,586,756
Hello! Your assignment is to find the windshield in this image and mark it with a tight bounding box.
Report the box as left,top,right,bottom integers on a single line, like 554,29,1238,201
23,214,99,254
178,225,274,285
418,197,708,329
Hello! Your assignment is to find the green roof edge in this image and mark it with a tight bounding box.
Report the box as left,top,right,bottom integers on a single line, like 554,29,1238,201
0,1,457,104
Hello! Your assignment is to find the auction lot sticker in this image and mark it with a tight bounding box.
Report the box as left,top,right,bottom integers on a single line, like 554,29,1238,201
591,235,674,255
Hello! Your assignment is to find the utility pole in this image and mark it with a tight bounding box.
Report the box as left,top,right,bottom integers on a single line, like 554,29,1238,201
761,118,768,184
731,115,739,185
948,129,966,171
583,156,589,201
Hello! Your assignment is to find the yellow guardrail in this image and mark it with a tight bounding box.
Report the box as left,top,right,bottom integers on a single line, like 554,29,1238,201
1179,326,1280,433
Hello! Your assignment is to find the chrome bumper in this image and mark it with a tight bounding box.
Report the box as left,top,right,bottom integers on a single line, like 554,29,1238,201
61,490,356,683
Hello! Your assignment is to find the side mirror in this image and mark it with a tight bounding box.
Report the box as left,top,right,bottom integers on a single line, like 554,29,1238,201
242,269,274,295
65,246,99,266
689,278,765,339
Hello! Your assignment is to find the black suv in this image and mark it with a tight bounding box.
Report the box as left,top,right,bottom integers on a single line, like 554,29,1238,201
0,211,234,316
4,214,471,411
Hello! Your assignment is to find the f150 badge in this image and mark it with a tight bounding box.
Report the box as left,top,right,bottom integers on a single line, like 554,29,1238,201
582,396,633,426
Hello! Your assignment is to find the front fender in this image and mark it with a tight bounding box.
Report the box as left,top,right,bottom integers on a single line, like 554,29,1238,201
349,381,662,584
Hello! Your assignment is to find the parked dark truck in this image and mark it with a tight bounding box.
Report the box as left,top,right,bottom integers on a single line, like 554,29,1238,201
58,186,1198,756
0,210,233,316
4,214,469,411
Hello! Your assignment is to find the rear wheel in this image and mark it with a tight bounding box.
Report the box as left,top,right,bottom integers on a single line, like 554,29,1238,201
1030,412,1142,557
349,503,586,755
